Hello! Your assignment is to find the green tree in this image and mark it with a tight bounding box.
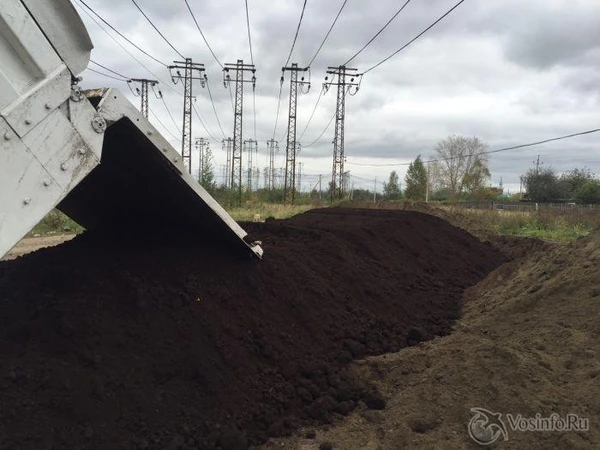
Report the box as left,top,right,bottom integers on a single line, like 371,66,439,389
560,168,595,201
404,156,428,200
383,171,402,200
522,167,564,202
432,135,490,200
575,180,600,204
199,148,216,192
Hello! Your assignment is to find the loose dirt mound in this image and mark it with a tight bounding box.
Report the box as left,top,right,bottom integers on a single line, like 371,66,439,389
0,208,505,449
267,230,600,449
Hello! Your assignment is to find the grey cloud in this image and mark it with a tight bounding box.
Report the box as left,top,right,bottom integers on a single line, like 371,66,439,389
73,0,600,185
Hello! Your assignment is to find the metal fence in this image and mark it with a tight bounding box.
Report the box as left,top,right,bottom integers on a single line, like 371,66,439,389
444,201,600,212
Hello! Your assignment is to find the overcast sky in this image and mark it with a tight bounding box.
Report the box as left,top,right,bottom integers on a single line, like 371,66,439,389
75,0,600,193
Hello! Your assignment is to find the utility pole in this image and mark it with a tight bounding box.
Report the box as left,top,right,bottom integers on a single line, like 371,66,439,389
343,170,351,194
534,154,543,175
223,60,256,204
266,139,279,190
195,137,210,181
222,138,233,188
319,174,322,199
169,59,206,174
127,78,159,118
296,161,303,193
324,66,362,203
373,177,377,203
282,64,310,204
425,160,430,203
244,139,258,191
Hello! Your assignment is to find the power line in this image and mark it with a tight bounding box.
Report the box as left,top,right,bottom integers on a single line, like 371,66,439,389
244,0,258,141
128,1,226,141
192,103,221,143
77,0,167,66
343,0,411,66
303,109,336,147
183,0,223,67
76,1,171,89
205,78,227,139
86,67,127,81
298,85,323,140
160,95,180,135
346,128,600,167
308,0,348,67
149,107,181,140
244,0,255,65
362,0,467,74
253,91,258,141
130,0,185,59
89,60,128,79
228,84,235,114
283,0,308,67
75,0,222,142
272,81,284,140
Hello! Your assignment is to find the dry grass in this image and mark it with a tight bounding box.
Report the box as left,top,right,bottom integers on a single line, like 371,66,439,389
440,207,600,241
226,203,315,222
345,200,600,242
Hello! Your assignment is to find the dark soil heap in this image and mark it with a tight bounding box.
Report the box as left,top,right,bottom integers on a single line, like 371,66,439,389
0,208,506,449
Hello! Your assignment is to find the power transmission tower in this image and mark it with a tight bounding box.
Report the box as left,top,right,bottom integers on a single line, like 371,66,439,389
221,164,228,186
169,59,206,174
222,138,233,188
282,64,310,204
195,137,210,180
223,60,256,203
244,139,258,191
127,78,160,118
324,66,362,202
266,139,279,190
254,167,260,190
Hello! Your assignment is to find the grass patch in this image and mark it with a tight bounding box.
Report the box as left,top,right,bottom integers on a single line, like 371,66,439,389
346,201,600,243
443,208,599,242
29,210,83,236
227,203,315,222
25,203,315,238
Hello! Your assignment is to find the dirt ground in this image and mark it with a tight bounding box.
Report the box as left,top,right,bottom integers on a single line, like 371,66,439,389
2,208,597,449
2,234,74,261
265,230,600,449
0,208,504,450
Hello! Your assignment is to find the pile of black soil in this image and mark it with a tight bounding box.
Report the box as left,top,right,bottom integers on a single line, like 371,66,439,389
0,208,506,449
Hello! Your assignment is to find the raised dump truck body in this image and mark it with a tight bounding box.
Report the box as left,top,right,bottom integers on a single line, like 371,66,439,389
0,0,263,259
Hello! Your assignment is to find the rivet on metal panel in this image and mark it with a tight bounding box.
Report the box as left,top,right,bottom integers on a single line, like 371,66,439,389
91,115,107,133
60,163,67,171
78,148,87,155
23,198,31,205
70,86,83,102
174,157,179,162
25,118,32,125
45,103,52,110
43,180,51,187
147,130,153,136
3,132,10,141
162,147,167,152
